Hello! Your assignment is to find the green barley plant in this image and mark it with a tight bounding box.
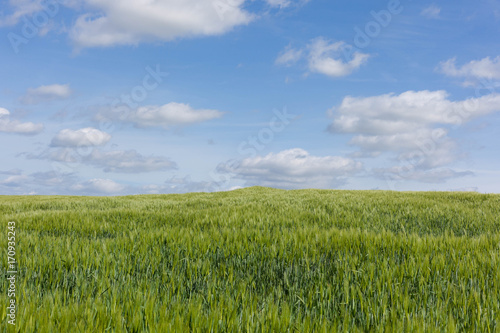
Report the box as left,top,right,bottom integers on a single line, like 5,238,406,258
1,187,499,332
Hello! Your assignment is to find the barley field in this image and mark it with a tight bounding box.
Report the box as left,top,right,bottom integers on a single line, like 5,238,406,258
1,187,499,332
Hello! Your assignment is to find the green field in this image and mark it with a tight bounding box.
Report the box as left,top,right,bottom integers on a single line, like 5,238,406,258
1,187,499,332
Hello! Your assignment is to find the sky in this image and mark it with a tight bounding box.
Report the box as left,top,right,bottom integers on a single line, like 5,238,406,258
1,0,500,195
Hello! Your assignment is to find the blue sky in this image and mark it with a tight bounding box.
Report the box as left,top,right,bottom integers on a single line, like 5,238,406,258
1,0,500,195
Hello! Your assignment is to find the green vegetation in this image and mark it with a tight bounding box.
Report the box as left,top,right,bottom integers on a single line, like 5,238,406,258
1,187,499,332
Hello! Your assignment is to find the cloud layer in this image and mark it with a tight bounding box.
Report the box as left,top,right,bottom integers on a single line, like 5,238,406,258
98,102,224,129
21,84,73,104
69,0,253,48
329,90,500,140
438,56,500,80
0,107,44,135
51,128,111,147
329,90,500,182
276,37,370,77
217,148,362,188
308,38,370,77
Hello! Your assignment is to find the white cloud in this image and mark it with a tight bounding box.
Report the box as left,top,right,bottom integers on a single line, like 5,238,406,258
348,128,453,157
72,178,125,194
0,107,44,135
21,84,73,104
330,91,500,136
98,102,224,129
51,128,111,147
396,136,459,170
328,90,500,182
421,5,441,19
437,56,500,80
3,1,312,49
69,0,253,48
308,38,370,77
276,38,370,77
275,46,303,66
217,148,362,189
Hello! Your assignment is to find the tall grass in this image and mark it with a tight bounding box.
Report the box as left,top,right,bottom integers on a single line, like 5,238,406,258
1,187,499,331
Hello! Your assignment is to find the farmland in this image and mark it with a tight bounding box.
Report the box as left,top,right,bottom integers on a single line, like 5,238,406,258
1,187,499,332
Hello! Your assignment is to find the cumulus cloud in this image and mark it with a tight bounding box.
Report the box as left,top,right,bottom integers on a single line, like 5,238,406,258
328,90,500,182
3,0,315,49
276,37,370,77
71,178,125,194
3,0,313,49
437,56,500,80
69,0,253,48
329,90,500,138
0,107,44,135
421,5,441,19
347,129,461,171
21,84,73,104
97,102,224,129
217,148,362,189
308,38,370,77
51,128,111,147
